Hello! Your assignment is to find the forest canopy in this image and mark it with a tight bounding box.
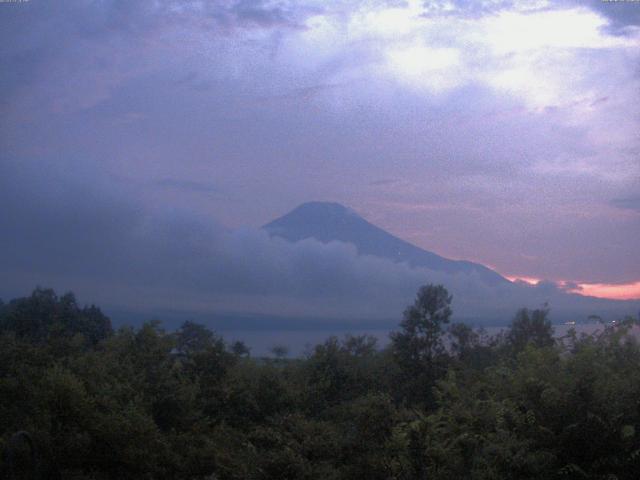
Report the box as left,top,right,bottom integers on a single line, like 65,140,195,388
1,286,639,479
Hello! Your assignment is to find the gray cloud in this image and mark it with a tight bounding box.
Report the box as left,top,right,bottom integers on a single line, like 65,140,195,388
582,0,640,32
427,0,640,30
0,162,636,326
0,0,309,98
611,196,640,212
421,0,529,19
1,0,638,311
215,0,308,30
157,178,219,194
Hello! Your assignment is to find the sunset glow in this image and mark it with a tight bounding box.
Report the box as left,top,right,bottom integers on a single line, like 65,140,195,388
505,276,640,300
505,275,541,286
569,281,640,301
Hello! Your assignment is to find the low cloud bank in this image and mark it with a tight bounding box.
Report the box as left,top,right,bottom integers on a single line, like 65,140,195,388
0,163,640,330
1,162,638,328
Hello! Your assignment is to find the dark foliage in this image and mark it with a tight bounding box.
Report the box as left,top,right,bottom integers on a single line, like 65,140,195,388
0,288,112,347
1,286,639,479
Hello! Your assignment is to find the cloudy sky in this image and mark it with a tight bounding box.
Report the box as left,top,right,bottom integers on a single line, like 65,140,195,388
1,0,639,323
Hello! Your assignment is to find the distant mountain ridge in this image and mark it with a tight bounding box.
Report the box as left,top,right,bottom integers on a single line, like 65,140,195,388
264,202,509,285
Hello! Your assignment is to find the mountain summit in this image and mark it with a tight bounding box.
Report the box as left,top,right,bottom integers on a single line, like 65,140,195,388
264,202,508,285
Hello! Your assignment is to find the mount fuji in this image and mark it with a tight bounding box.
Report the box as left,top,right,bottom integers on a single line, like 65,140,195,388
264,202,508,286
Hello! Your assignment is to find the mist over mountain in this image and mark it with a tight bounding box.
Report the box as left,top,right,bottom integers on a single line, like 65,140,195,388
264,202,508,286
1,163,638,331
258,201,639,326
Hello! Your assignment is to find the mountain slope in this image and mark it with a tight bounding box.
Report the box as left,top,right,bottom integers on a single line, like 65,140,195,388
264,202,509,285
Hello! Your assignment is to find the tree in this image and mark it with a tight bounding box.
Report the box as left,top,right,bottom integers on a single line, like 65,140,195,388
391,284,453,364
390,284,453,406
0,288,111,346
271,345,289,359
342,334,378,357
447,322,478,359
175,320,215,356
231,340,251,357
506,306,554,353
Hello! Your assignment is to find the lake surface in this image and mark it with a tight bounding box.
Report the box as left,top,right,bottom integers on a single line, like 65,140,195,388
221,322,638,357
